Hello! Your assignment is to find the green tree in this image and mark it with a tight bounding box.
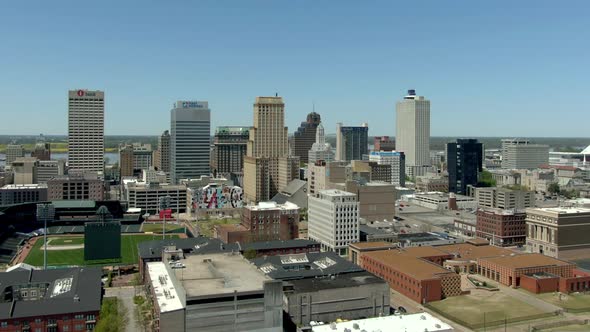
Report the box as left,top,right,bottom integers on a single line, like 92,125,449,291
477,170,496,187
548,183,560,194
96,298,128,332
243,248,257,260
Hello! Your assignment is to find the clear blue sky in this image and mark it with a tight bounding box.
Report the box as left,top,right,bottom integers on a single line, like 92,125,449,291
1,1,588,137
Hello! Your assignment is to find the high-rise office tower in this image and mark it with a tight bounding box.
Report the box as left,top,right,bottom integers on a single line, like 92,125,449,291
292,112,321,163
501,139,549,169
335,122,369,161
447,139,483,195
157,130,171,174
119,145,134,178
244,96,299,203
308,122,335,164
170,101,211,183
68,89,105,173
395,89,430,178
211,126,249,175
5,144,24,166
31,136,51,161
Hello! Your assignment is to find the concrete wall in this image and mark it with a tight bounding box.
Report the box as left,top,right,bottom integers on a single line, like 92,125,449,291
285,282,390,326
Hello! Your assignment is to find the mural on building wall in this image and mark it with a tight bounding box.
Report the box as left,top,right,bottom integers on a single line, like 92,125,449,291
192,184,243,209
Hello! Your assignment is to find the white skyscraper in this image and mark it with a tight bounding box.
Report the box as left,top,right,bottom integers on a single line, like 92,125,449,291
170,101,211,183
308,122,334,164
68,89,105,173
308,189,359,255
395,89,430,177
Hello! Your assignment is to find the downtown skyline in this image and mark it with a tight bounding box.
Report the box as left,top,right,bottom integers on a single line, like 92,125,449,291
1,1,589,137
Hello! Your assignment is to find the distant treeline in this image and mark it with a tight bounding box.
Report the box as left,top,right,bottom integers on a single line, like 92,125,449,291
0,135,587,153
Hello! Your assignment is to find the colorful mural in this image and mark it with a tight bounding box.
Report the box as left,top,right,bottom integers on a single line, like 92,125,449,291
192,184,243,209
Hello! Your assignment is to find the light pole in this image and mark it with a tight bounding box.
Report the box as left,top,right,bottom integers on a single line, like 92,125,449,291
159,196,171,240
36,203,55,270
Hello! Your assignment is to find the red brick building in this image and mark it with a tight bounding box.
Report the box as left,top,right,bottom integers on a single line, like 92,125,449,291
373,136,395,152
359,249,461,304
215,201,299,244
0,267,102,332
476,208,526,247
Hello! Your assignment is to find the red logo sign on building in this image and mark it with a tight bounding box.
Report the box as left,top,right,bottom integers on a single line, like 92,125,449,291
77,90,85,97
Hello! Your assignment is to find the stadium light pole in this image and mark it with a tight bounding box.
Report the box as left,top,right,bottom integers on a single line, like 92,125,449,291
159,196,171,240
36,203,55,270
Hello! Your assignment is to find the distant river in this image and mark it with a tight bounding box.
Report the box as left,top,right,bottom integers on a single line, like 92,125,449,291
0,152,119,167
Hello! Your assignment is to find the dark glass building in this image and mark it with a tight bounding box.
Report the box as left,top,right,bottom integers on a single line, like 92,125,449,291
292,112,321,163
447,139,483,195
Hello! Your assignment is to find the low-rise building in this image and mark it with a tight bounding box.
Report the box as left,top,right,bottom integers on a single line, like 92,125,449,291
415,175,448,193
453,217,476,238
124,181,187,214
12,157,38,184
348,241,397,265
47,174,104,201
525,207,590,260
475,187,534,209
252,251,390,328
476,208,527,247
411,192,476,211
214,201,300,244
311,313,454,332
0,267,102,332
0,184,48,205
145,253,283,332
345,180,396,222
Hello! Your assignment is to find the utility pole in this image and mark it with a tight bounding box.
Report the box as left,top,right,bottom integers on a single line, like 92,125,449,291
159,195,171,240
36,203,55,270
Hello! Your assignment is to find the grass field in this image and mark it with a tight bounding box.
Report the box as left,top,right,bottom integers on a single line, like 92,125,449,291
142,223,185,233
24,234,178,267
198,218,240,237
536,292,590,311
429,292,549,327
48,237,85,246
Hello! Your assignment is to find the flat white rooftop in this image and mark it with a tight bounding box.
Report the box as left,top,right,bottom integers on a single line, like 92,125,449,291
247,201,299,211
146,262,184,313
319,189,356,197
311,313,453,332
528,207,590,215
1,184,47,189
176,253,270,299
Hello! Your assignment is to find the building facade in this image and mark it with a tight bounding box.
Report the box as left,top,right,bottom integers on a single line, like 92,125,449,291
124,181,188,214
211,126,249,175
501,139,550,169
157,130,171,174
308,189,359,255
526,207,590,260
292,112,321,164
12,157,38,185
47,174,104,201
5,144,25,167
68,89,104,173
307,122,334,165
37,160,65,183
170,100,211,183
244,96,298,203
475,187,535,209
119,144,134,178
0,184,48,205
30,141,51,161
373,136,395,152
476,208,527,247
447,139,483,195
345,181,396,222
368,151,406,186
395,89,431,177
335,123,369,161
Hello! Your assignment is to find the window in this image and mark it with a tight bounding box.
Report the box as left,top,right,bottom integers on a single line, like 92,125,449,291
75,324,84,331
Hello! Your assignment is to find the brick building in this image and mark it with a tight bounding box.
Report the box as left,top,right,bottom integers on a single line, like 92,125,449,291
373,136,395,152
47,174,104,201
0,267,102,332
215,201,300,244
360,249,461,304
476,208,527,247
